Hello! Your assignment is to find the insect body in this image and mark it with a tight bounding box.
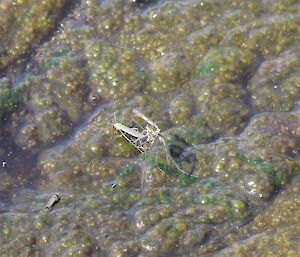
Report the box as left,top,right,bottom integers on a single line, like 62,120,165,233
128,109,191,176
113,122,146,139
88,108,192,176
112,121,150,153
45,192,61,209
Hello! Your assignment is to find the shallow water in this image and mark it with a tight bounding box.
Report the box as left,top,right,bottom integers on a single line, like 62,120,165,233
1,0,300,256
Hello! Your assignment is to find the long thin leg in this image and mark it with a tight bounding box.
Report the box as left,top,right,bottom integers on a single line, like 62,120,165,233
132,109,160,132
128,119,146,134
141,168,145,188
118,130,145,153
155,143,168,174
160,136,191,176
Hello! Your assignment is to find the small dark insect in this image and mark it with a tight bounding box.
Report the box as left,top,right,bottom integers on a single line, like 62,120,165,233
45,193,61,209
112,183,117,188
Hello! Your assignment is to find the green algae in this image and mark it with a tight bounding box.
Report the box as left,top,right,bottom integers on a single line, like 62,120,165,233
117,163,139,178
158,189,171,204
0,79,25,118
0,0,73,71
147,52,191,93
239,155,293,189
86,41,147,100
177,174,197,187
169,94,192,126
1,0,300,256
192,82,250,135
195,47,256,83
248,47,300,112
215,178,300,257
223,14,300,58
43,47,69,68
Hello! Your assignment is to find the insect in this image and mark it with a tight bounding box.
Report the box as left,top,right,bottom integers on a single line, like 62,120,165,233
131,109,192,176
112,109,192,175
88,108,194,178
88,108,156,153
111,120,149,153
45,192,61,209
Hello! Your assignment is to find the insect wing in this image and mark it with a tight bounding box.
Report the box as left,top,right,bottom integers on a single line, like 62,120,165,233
118,129,146,153
132,109,160,131
117,120,152,153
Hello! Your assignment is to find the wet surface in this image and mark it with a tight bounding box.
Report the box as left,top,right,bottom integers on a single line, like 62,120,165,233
1,0,300,256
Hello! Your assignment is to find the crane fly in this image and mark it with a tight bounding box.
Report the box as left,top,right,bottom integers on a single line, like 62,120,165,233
88,108,194,179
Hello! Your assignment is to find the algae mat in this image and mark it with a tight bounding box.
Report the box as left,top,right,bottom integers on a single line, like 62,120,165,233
1,0,300,256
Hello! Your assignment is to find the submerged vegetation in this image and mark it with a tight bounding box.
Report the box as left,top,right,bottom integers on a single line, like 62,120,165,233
0,79,24,119
1,0,300,256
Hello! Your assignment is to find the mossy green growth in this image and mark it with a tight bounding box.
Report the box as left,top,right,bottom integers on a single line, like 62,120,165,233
0,79,25,118
198,195,219,205
164,132,197,173
52,47,68,57
1,226,14,241
197,47,233,77
117,163,139,178
111,190,140,209
195,47,255,82
177,174,197,187
166,134,189,158
44,48,69,68
231,199,248,213
198,59,216,78
0,0,73,70
199,178,219,191
86,41,147,100
258,162,287,189
158,189,171,204
155,158,173,175
141,152,174,176
166,222,188,239
36,211,55,228
242,156,290,189
45,59,60,68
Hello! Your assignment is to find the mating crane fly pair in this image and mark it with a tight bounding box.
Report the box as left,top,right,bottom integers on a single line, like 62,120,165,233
89,108,192,176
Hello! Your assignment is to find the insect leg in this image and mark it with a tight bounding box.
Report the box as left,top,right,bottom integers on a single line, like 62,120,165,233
155,149,166,173
160,136,190,176
151,139,167,174
141,166,146,188
132,109,161,132
118,129,145,153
